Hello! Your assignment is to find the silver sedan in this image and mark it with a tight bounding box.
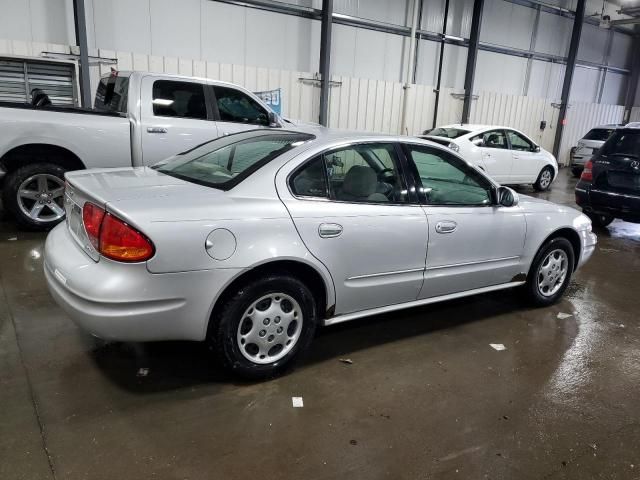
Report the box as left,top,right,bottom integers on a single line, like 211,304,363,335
44,128,597,378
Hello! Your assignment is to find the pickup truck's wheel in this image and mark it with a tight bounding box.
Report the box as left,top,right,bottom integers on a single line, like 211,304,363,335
210,273,318,379
524,237,575,306
533,166,554,191
2,163,67,230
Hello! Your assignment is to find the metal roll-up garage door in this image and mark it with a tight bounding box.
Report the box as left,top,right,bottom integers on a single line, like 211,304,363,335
0,57,77,106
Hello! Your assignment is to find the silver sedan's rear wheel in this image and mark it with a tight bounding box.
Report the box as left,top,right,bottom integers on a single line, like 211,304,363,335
236,293,303,364
211,273,318,379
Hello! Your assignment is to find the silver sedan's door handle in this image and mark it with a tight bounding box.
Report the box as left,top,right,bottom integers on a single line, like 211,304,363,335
435,221,457,234
318,223,343,238
147,127,167,134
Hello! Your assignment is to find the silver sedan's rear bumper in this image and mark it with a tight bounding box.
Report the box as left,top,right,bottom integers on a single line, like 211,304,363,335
44,223,243,342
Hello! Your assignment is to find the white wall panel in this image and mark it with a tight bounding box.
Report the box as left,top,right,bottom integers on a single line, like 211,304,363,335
534,11,571,57
331,24,406,82
0,0,71,44
421,0,445,33
92,0,152,54
474,51,528,95
480,0,535,50
200,1,246,65
577,23,608,65
630,107,640,122
334,0,410,25
441,44,467,90
570,66,601,103
150,0,200,59
415,39,439,86
608,32,633,70
446,0,474,38
600,72,627,106
527,60,564,100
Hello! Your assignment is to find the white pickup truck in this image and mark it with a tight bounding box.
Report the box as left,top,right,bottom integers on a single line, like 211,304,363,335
0,71,287,229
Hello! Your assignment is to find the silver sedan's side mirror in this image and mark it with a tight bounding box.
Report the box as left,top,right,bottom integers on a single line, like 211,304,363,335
498,186,519,207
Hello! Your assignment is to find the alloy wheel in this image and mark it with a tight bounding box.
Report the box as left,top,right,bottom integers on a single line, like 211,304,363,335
17,174,65,223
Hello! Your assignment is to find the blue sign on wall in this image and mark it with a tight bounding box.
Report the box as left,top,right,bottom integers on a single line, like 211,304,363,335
254,88,282,115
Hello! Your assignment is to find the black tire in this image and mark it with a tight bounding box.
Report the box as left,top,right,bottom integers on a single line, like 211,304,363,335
533,166,554,191
524,237,575,307
2,162,67,231
571,168,583,178
586,211,614,228
210,273,318,380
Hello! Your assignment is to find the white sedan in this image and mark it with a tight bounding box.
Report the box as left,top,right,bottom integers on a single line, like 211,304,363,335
421,124,558,191
44,129,594,379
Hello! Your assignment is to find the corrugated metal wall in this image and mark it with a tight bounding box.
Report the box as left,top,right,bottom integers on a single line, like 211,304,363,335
0,38,634,168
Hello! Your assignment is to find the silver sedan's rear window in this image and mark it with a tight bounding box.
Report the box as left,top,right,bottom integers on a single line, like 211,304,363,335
153,130,314,190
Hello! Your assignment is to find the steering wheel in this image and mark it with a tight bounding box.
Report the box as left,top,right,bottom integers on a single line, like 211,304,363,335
377,168,396,183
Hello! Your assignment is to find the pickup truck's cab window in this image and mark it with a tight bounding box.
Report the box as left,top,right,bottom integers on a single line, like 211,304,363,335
213,86,269,126
407,146,492,206
152,80,207,119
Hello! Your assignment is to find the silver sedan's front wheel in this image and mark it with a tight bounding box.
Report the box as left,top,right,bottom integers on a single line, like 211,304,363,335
211,274,318,379
236,293,303,364
524,237,574,306
536,249,568,297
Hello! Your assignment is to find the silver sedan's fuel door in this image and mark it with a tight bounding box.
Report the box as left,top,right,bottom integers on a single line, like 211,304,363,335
277,142,429,316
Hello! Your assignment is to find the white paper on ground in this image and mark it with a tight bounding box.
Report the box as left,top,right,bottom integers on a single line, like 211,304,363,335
490,343,506,351
292,397,304,408
557,312,573,319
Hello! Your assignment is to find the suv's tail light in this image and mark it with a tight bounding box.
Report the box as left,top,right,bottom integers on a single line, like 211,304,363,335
82,202,154,262
581,160,593,182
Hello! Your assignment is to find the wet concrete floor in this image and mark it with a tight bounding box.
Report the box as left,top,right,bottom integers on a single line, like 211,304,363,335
1,169,639,479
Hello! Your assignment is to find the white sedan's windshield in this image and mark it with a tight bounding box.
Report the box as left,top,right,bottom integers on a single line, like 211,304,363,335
154,130,314,189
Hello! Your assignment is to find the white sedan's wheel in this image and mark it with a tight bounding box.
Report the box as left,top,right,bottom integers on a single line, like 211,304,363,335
534,167,553,191
236,293,303,364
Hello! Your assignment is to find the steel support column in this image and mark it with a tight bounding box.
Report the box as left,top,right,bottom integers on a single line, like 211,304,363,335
461,0,484,124
623,36,640,123
318,0,333,126
432,0,451,128
552,0,585,159
73,0,92,108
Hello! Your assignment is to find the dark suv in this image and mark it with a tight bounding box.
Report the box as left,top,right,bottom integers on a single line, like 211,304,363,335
575,126,640,227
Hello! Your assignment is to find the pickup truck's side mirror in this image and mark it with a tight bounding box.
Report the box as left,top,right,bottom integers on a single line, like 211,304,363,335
268,112,280,128
497,186,519,207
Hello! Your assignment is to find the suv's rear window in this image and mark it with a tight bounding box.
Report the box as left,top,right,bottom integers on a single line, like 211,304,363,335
599,131,640,158
423,127,470,139
94,75,129,113
583,128,616,142
154,130,314,190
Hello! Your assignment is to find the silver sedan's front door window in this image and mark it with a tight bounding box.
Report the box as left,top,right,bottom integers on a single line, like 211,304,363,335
405,145,527,299
280,143,429,315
